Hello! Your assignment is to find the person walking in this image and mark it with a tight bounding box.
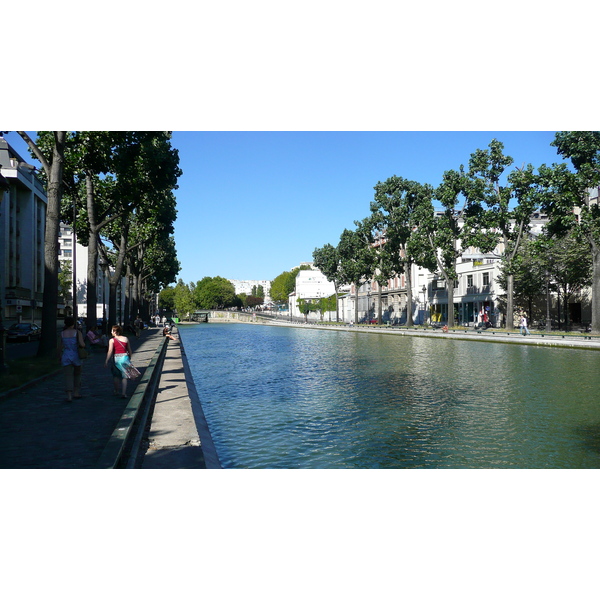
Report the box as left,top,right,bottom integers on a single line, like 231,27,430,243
60,316,86,402
520,315,531,336
104,325,133,398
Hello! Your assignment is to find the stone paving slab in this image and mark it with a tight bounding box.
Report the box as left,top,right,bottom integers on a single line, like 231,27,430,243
0,329,164,469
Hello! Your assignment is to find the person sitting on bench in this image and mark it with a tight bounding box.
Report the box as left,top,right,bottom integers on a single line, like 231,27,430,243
86,325,108,348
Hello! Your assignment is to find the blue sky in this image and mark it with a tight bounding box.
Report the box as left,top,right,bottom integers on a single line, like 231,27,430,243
6,131,568,284
171,131,567,282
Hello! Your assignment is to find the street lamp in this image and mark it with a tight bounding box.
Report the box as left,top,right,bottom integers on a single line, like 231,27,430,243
421,285,427,325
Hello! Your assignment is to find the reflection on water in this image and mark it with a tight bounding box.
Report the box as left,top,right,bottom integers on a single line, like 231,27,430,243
182,323,600,469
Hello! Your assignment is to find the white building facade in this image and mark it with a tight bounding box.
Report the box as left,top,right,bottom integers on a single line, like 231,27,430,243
229,279,272,304
0,136,47,326
288,265,338,320
57,223,127,324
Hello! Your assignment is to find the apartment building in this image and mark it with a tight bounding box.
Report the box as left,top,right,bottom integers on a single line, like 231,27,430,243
342,214,575,327
58,223,127,323
288,265,338,320
0,136,47,325
229,279,272,304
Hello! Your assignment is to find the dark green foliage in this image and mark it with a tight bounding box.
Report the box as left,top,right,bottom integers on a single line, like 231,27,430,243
194,276,236,309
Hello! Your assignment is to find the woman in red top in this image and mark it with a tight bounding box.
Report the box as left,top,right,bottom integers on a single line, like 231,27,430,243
104,325,133,398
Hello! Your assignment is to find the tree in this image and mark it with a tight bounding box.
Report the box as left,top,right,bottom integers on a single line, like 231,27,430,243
270,266,311,306
18,131,67,357
317,294,337,321
370,176,429,326
245,295,263,308
194,276,236,309
337,221,376,325
540,131,600,333
173,279,195,319
313,243,343,322
100,133,181,327
496,237,547,323
58,260,73,310
462,139,542,329
297,298,319,322
412,170,467,327
538,230,592,329
159,286,176,312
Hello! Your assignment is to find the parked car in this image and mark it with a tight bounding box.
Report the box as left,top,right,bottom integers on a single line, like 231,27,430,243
6,322,42,342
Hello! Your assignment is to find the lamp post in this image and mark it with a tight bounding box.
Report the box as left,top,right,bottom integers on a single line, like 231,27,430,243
421,285,427,325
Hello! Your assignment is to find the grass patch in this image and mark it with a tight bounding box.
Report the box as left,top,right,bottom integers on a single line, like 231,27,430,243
0,355,61,395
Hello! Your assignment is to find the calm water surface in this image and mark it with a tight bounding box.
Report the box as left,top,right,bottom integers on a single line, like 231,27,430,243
181,323,600,468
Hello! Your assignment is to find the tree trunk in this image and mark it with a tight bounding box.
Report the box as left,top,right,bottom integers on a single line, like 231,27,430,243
447,279,455,327
546,273,552,332
37,132,67,357
564,287,570,330
109,280,118,330
335,285,339,322
378,284,383,325
85,174,99,328
405,262,413,326
86,237,99,330
506,273,515,330
108,230,128,327
591,241,600,335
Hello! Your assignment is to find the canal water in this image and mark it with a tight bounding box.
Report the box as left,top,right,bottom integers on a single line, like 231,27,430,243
180,322,600,469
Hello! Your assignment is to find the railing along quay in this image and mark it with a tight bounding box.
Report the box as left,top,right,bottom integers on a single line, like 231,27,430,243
97,336,169,469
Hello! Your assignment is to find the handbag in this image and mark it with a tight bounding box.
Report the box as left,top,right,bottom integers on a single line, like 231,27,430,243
124,364,141,380
78,347,89,359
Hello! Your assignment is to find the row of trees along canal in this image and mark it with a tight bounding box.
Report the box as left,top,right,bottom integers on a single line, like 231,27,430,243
160,269,338,323
312,132,600,333
15,132,182,358
159,278,267,316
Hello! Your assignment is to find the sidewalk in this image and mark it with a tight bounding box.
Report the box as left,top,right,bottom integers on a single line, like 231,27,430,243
0,329,164,468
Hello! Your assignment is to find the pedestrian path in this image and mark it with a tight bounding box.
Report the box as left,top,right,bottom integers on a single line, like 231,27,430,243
0,329,163,468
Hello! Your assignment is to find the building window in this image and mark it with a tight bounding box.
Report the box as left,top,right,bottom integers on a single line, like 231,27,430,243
467,275,473,288
63,249,72,257
483,272,490,286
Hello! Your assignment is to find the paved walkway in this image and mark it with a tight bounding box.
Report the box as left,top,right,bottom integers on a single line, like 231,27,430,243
0,328,212,469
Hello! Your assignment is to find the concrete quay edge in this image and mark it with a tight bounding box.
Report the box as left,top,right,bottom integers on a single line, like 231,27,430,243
140,329,221,469
253,318,600,351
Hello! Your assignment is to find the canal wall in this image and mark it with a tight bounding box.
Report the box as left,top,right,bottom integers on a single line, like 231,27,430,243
253,317,600,352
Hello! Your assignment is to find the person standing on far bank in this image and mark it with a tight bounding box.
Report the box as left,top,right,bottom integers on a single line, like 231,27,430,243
104,325,133,398
520,315,531,336
60,316,86,402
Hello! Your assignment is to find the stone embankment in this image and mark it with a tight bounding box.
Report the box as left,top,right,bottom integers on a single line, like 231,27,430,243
251,317,600,351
